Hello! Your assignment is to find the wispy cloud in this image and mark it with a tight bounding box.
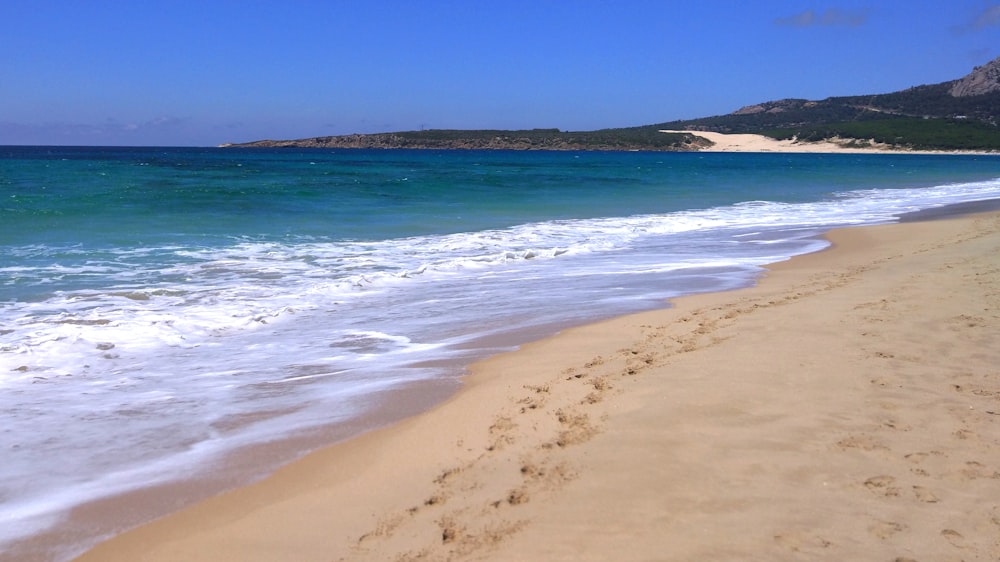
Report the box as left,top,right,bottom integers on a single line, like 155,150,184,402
969,4,1000,30
951,4,1000,35
120,116,185,132
774,8,869,28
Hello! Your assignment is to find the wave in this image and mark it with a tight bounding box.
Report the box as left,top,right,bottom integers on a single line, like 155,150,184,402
3,176,1000,381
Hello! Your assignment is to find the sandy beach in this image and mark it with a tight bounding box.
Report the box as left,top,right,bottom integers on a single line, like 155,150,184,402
67,205,1000,561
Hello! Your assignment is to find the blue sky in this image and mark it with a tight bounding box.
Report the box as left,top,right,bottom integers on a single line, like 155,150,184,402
2,1,999,146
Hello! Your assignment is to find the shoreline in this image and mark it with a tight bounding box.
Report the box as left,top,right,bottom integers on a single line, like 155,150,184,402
69,205,1000,560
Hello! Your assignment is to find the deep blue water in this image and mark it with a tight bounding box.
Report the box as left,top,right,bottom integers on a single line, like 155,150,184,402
2,146,999,558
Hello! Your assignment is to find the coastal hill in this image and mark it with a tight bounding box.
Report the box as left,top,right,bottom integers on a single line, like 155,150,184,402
225,57,1000,152
654,56,1000,151
222,128,713,152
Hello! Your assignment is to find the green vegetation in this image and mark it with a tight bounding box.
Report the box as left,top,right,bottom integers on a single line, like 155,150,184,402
651,80,1000,151
236,128,708,151
392,128,700,149
763,117,1000,151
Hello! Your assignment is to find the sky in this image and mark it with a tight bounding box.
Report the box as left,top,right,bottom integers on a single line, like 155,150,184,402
2,0,999,146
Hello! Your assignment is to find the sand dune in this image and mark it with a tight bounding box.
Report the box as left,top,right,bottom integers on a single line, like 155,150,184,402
663,130,992,154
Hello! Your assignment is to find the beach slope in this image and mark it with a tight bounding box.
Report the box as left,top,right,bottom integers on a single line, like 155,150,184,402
77,211,1000,561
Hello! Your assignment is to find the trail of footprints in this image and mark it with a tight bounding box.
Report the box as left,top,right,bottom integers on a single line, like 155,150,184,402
346,257,880,559
350,348,649,559
347,301,751,559
346,265,866,559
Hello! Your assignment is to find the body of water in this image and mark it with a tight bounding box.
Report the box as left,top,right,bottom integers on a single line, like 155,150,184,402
2,146,999,559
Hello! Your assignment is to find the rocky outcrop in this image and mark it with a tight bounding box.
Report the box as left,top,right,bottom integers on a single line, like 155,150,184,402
949,56,1000,97
731,99,817,115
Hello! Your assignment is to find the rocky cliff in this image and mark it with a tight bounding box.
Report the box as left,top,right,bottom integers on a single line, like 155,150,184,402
949,56,1000,97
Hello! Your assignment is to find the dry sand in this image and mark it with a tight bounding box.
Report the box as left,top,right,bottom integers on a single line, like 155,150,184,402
74,211,1000,561
663,130,993,154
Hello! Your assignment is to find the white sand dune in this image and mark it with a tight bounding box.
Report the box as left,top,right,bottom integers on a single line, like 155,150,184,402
664,129,992,154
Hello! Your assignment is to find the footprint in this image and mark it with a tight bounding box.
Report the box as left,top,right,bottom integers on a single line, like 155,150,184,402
953,428,975,440
487,416,517,450
837,434,888,451
960,460,1000,480
864,475,901,497
356,513,406,544
869,520,907,539
773,532,833,552
439,516,464,544
589,377,611,392
554,409,597,447
912,485,939,503
940,528,964,548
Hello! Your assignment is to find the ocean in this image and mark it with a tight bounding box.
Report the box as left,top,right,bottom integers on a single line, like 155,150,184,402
2,146,999,559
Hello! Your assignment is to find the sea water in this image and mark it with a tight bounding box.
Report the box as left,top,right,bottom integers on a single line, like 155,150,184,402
2,146,999,558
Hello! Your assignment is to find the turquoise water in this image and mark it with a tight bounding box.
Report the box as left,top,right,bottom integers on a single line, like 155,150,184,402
2,146,1000,558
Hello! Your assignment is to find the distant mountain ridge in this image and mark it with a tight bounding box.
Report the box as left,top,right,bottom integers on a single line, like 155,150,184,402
226,57,1000,151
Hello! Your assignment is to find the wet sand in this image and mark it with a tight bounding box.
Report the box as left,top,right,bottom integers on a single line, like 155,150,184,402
73,209,1000,561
